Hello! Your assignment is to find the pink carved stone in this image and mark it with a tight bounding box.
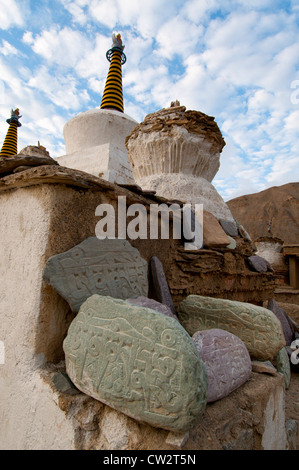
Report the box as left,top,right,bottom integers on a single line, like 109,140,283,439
192,328,252,403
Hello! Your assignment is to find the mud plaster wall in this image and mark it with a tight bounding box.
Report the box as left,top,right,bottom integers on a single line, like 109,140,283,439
37,182,275,363
0,182,285,450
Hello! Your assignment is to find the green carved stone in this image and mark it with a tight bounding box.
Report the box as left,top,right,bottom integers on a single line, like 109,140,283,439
63,295,208,432
43,237,148,312
178,295,286,361
276,347,291,389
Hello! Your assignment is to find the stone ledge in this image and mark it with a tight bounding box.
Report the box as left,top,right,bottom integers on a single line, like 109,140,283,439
47,366,286,450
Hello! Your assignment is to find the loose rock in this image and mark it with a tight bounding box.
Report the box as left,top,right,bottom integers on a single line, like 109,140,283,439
226,236,237,250
248,255,274,273
219,219,239,237
178,295,286,361
150,256,176,315
0,146,58,176
203,211,230,248
267,299,294,346
276,347,291,389
251,361,277,376
192,328,252,402
63,295,208,433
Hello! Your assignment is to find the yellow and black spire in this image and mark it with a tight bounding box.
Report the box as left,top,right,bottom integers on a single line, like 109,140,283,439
100,33,126,113
0,108,22,157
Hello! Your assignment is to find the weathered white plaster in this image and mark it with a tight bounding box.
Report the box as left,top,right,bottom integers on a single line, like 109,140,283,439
127,126,221,182
0,187,75,450
57,108,137,184
136,173,235,222
262,385,287,450
255,240,288,274
57,143,134,184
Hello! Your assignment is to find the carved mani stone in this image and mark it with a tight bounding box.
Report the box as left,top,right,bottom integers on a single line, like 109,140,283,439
192,329,252,402
63,295,208,432
178,295,286,361
126,296,179,320
150,256,176,315
43,237,148,312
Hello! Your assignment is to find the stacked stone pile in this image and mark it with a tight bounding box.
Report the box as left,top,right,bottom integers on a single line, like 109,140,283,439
43,236,299,434
0,145,59,176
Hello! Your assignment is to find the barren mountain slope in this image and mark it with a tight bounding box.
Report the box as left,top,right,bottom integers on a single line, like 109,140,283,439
227,183,299,244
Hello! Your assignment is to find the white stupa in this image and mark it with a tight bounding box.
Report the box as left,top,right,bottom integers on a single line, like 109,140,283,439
56,33,137,184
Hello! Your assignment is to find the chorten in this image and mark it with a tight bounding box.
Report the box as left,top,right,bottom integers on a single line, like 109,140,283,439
125,103,235,222
0,108,22,157
57,34,137,184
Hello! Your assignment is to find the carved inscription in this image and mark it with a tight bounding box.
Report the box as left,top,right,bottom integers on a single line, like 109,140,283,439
192,329,252,402
63,295,208,432
178,295,286,361
43,237,148,312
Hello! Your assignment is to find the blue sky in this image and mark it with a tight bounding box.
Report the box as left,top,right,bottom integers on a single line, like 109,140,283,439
0,0,299,201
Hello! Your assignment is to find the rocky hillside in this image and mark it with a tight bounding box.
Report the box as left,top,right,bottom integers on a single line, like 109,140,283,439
227,183,299,244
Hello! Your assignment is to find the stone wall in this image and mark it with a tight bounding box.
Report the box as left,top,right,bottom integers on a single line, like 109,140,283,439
0,166,287,450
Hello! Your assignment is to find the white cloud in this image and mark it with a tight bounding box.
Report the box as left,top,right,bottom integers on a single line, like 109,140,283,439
155,16,203,59
61,0,88,25
0,0,298,196
27,66,90,111
0,0,24,30
22,31,34,45
30,26,91,68
0,40,19,56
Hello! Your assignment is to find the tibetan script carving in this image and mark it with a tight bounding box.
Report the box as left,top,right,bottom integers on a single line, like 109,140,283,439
178,295,286,361
43,237,148,312
63,295,208,432
192,328,252,402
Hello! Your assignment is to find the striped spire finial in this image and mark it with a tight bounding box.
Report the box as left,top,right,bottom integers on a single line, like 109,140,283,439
100,33,126,113
0,108,22,157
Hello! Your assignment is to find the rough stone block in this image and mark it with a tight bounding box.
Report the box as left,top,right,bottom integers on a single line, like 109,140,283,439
178,295,286,361
150,256,176,315
276,347,291,389
52,372,80,395
192,328,252,402
203,211,230,248
251,361,277,376
43,237,148,312
248,255,274,273
235,220,252,241
226,236,237,250
219,219,238,237
63,295,208,433
267,299,294,346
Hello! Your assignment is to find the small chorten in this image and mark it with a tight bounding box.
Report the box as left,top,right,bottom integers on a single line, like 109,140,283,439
100,33,126,113
0,108,22,157
125,103,235,222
